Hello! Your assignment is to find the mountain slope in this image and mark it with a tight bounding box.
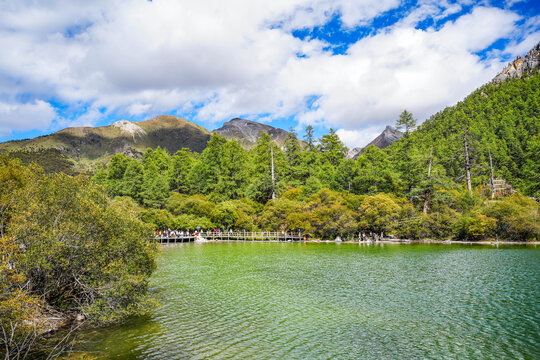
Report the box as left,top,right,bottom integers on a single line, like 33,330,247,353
347,126,403,159
213,118,290,149
387,69,539,196
493,42,540,83
0,115,211,160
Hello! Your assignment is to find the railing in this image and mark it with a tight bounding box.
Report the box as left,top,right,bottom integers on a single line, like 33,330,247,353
156,231,304,243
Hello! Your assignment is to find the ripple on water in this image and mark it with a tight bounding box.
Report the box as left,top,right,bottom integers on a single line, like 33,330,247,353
73,243,539,359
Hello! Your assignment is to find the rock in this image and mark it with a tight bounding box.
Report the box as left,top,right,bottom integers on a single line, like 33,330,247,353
346,146,363,159
112,120,147,139
347,125,403,159
493,41,540,83
213,118,291,149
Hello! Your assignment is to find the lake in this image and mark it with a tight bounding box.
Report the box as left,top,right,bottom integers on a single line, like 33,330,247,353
73,242,539,359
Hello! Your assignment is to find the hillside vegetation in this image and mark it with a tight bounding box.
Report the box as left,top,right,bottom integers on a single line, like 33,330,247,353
394,72,539,197
92,103,539,241
0,116,211,172
0,156,158,357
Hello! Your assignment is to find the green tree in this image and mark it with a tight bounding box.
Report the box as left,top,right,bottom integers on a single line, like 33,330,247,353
318,128,347,167
283,129,306,186
358,194,402,234
353,146,398,194
214,140,248,200
1,162,158,355
247,133,287,202
394,110,419,195
188,134,227,195
169,148,195,193
303,125,316,150
121,159,144,201
141,161,170,208
303,189,357,239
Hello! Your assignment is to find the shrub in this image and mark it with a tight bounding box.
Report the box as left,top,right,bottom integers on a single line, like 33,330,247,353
484,195,540,241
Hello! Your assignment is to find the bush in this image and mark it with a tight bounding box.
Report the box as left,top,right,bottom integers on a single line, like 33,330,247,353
0,160,159,356
358,194,402,234
173,214,214,230
140,208,174,229
484,195,540,241
456,212,497,240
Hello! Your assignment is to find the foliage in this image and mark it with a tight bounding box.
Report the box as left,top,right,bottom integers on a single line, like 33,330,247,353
358,194,402,234
456,213,498,240
318,128,347,167
484,194,540,241
0,159,158,356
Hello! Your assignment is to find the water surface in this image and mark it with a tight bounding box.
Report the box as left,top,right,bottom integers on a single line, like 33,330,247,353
75,243,539,359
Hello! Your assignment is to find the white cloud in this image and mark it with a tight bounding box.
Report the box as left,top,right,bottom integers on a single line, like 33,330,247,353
0,100,56,136
0,0,535,146
336,127,383,149
278,6,521,132
127,103,152,116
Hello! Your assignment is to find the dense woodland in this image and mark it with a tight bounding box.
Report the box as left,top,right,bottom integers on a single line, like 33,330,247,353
92,74,539,242
0,71,538,358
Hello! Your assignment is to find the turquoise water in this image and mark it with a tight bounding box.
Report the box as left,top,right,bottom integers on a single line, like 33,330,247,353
75,243,539,359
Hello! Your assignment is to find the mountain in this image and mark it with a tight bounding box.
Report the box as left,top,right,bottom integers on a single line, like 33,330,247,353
347,125,403,159
365,125,403,150
493,42,540,82
213,118,291,149
388,62,539,196
0,115,211,171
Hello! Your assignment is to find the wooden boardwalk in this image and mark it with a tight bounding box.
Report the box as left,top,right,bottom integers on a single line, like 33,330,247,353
157,231,303,244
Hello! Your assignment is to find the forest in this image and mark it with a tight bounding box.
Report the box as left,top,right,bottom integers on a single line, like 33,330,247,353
91,73,539,242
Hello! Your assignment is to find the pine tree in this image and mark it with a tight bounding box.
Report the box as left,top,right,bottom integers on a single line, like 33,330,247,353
141,161,170,208
247,133,287,202
394,110,418,195
283,129,305,186
215,140,248,200
318,128,347,167
169,148,195,193
303,125,316,150
188,134,227,194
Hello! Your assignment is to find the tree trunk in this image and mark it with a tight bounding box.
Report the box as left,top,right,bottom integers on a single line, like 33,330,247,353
489,148,495,199
463,136,472,193
423,146,433,214
271,146,275,200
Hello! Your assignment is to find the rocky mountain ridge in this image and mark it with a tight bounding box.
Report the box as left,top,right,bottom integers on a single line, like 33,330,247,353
213,118,291,149
347,125,403,159
493,41,540,82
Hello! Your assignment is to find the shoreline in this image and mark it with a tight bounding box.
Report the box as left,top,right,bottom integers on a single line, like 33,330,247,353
163,239,539,246
305,239,539,245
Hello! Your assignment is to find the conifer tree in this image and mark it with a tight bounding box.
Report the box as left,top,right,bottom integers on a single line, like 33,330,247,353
247,133,287,202
188,134,227,194
122,159,144,201
141,160,170,208
318,128,347,167
169,148,195,193
303,125,316,150
215,140,248,200
283,129,305,186
394,110,418,195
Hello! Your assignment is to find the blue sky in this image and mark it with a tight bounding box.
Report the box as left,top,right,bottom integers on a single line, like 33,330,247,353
0,0,538,148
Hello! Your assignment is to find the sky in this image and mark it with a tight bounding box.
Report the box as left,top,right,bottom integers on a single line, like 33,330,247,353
0,0,538,148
